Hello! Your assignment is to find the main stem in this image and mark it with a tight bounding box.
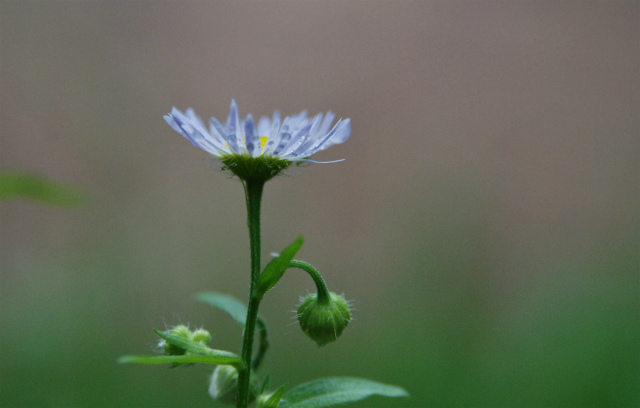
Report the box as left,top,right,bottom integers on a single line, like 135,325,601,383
237,179,265,408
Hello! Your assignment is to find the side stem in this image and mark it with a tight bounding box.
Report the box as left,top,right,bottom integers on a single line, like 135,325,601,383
288,260,331,304
237,179,265,408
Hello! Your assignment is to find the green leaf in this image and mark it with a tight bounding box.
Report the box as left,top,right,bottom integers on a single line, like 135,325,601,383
195,292,251,327
0,172,85,206
283,377,409,408
261,373,271,394
194,292,270,370
257,236,304,297
118,354,242,366
259,383,288,408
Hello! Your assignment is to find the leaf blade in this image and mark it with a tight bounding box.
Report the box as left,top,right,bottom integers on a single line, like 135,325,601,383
195,292,250,327
284,377,409,408
261,383,288,408
118,354,241,366
257,236,304,297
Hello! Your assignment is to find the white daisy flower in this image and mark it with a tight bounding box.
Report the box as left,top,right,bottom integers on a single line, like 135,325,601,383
165,100,350,163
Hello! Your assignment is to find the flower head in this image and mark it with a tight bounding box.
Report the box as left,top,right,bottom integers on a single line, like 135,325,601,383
165,100,351,182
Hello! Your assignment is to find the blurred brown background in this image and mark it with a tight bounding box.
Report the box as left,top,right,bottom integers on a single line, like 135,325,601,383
1,1,638,407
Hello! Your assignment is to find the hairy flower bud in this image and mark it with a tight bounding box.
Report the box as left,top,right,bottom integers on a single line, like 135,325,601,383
208,365,259,405
158,325,211,357
297,292,351,347
191,328,211,346
160,325,192,356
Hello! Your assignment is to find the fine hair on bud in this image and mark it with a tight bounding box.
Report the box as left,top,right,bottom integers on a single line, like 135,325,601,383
158,324,211,356
297,292,351,347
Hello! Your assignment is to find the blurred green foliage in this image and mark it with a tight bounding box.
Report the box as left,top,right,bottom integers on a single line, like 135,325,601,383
2,188,637,407
0,172,85,206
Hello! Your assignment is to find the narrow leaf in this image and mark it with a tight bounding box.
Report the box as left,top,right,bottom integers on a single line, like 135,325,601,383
260,383,288,408
0,172,85,206
118,354,241,366
257,236,304,296
195,292,250,327
284,377,409,408
261,373,271,394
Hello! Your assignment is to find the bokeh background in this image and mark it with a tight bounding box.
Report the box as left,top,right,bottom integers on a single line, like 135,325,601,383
1,1,638,407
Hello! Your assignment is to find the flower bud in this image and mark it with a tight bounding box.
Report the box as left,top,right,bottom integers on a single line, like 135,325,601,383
297,292,351,346
160,324,191,356
191,328,211,346
208,365,259,405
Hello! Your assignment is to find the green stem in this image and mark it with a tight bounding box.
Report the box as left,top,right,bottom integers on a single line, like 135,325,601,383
288,260,331,304
252,317,269,370
237,179,265,408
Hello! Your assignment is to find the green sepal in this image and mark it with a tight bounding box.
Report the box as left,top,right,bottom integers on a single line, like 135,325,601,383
257,236,304,297
258,384,288,408
0,172,85,206
283,377,409,408
118,354,242,367
220,154,291,182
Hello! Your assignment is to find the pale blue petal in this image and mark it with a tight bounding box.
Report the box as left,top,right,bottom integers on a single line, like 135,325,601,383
287,114,325,157
279,123,312,157
165,109,224,156
270,118,291,156
318,118,351,151
244,115,260,157
257,116,271,137
185,108,207,133
208,118,229,146
308,113,323,137
165,101,349,162
300,118,345,156
317,111,335,137
261,116,281,156
225,100,242,154
291,110,308,123
293,158,345,163
209,117,233,154
272,130,292,156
